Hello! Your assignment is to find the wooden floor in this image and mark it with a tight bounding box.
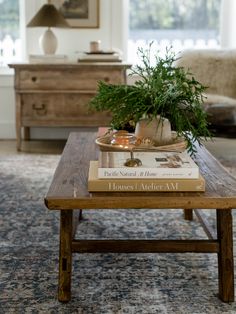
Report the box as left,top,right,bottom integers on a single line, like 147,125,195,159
0,139,66,155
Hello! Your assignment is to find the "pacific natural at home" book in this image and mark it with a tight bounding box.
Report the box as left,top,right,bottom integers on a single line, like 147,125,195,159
98,151,199,179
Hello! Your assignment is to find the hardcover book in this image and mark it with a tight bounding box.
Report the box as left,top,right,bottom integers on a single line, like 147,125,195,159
78,52,122,62
88,161,205,192
98,151,199,179
29,54,68,63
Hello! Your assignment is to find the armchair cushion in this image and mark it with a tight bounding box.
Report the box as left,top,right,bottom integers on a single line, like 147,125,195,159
175,49,236,130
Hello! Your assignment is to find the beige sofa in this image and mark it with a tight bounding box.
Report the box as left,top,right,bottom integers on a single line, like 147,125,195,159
175,49,236,131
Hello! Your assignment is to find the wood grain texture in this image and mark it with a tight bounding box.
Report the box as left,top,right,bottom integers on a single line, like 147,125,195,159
9,63,131,150
15,93,21,150
21,93,111,127
71,239,219,253
58,210,73,302
72,210,82,239
45,132,236,210
217,209,234,302
183,209,193,220
23,127,30,140
44,131,236,303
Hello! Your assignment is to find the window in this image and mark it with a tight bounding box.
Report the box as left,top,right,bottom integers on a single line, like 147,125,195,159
128,0,221,64
0,0,20,66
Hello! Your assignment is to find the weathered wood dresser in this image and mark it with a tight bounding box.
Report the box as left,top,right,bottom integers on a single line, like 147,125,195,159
9,62,131,150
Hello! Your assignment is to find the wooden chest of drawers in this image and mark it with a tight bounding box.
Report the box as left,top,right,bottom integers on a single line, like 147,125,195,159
9,63,131,150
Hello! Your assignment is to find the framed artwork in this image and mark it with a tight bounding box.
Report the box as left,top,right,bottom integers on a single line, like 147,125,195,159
52,0,100,28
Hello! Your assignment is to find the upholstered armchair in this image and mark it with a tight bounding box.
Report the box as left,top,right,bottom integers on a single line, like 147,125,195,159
175,49,236,132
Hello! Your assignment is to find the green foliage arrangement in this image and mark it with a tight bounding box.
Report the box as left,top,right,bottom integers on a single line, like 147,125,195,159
89,44,211,154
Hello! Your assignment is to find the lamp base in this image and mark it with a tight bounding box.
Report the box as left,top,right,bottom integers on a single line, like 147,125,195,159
39,28,57,55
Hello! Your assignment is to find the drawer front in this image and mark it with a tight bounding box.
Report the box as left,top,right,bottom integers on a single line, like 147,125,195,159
18,68,124,90
21,93,111,126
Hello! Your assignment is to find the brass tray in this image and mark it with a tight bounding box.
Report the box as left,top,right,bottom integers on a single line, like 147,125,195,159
95,131,187,152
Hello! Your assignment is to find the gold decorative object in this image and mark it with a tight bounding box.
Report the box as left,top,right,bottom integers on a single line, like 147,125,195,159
110,131,142,167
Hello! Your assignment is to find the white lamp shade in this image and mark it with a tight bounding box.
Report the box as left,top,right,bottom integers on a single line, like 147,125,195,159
39,28,58,55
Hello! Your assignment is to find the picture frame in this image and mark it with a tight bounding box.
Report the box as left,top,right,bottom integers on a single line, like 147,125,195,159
52,0,100,28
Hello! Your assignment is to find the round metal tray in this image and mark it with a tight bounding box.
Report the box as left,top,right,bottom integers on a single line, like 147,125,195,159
95,131,187,152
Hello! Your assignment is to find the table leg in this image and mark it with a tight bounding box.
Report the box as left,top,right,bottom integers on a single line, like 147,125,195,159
15,93,22,151
79,209,83,221
183,209,193,220
72,209,83,239
24,127,30,141
58,210,73,302
217,209,234,302
16,125,21,151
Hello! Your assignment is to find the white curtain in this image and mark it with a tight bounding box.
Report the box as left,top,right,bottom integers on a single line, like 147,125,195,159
220,0,236,48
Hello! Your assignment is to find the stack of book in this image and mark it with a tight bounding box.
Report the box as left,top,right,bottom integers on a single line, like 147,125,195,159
29,54,68,63
88,151,205,192
78,51,122,63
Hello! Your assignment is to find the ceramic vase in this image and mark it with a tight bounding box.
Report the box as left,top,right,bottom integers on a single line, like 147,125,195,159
135,116,172,146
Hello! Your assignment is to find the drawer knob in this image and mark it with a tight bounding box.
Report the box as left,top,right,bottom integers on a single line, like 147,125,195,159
31,76,37,82
104,77,110,82
32,103,47,116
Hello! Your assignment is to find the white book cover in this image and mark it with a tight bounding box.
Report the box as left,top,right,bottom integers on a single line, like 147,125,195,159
29,54,68,63
98,151,199,179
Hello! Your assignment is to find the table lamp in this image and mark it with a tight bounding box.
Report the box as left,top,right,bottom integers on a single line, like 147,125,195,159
27,2,70,55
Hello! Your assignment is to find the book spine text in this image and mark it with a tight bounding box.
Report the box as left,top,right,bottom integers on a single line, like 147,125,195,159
98,168,199,179
88,180,205,192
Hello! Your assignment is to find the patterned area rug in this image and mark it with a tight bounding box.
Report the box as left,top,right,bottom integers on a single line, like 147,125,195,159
0,153,236,314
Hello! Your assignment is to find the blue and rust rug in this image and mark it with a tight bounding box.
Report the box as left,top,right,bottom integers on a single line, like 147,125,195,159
0,153,236,314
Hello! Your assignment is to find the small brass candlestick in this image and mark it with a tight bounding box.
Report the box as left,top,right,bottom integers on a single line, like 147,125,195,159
124,148,142,167
111,131,142,167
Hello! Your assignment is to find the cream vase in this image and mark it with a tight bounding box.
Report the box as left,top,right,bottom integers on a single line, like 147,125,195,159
135,116,172,146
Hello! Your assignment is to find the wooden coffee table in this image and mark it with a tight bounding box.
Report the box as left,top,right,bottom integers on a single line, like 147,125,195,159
45,132,236,303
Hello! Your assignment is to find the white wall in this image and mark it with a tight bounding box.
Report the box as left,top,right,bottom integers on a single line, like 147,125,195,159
0,75,15,138
220,0,236,48
0,0,128,139
26,0,127,59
